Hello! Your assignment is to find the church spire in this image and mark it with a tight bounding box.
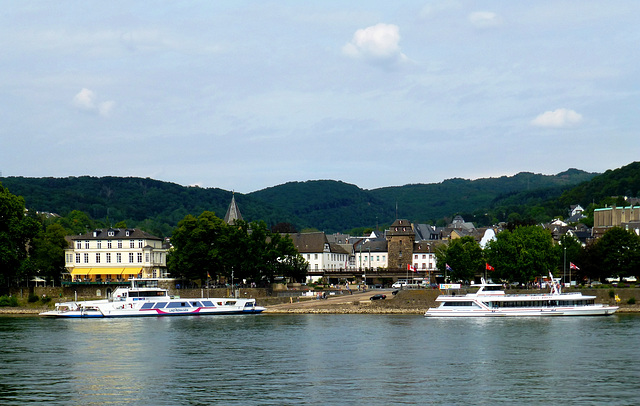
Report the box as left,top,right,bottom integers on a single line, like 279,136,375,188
224,192,244,225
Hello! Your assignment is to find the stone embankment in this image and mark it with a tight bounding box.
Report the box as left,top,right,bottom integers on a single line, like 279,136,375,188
2,288,639,315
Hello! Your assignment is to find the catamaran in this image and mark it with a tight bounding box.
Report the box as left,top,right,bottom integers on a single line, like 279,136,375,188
40,279,265,318
425,274,618,317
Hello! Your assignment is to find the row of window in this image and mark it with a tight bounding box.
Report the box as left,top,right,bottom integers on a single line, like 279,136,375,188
305,253,348,261
76,240,146,249
414,263,435,270
70,252,148,264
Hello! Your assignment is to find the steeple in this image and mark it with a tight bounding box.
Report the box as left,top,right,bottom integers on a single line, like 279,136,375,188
224,192,244,225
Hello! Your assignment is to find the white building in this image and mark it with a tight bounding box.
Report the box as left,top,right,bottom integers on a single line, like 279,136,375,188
65,228,168,282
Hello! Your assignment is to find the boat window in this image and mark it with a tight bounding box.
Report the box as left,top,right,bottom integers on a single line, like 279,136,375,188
191,301,202,307
244,302,254,307
153,302,167,308
141,303,155,309
166,302,189,308
201,301,214,307
225,301,236,306
443,301,473,306
129,292,139,297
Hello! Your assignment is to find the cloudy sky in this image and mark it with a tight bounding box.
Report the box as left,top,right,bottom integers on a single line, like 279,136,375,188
2,1,638,193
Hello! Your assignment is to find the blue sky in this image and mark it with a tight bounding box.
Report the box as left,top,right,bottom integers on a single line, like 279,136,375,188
2,1,638,193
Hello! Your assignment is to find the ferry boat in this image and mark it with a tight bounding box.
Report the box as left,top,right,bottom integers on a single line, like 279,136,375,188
425,274,618,317
40,279,265,318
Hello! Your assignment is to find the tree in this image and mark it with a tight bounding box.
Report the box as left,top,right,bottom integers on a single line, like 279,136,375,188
167,211,228,282
29,223,69,284
435,236,484,283
0,184,40,286
485,225,557,283
594,227,640,280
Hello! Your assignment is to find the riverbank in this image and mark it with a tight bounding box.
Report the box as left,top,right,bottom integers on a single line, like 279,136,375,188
2,288,639,315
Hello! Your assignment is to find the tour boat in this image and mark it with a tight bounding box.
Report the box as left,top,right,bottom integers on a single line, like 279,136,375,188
424,274,618,317
40,279,265,318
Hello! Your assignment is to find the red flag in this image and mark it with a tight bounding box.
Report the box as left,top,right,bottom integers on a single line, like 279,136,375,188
570,262,579,270
407,264,417,272
486,263,495,271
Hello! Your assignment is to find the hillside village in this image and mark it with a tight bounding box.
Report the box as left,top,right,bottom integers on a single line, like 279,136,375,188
61,193,640,288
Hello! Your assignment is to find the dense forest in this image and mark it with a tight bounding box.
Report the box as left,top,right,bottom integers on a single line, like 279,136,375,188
2,163,638,236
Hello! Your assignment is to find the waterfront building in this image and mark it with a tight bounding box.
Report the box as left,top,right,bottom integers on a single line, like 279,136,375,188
64,228,168,283
288,232,350,282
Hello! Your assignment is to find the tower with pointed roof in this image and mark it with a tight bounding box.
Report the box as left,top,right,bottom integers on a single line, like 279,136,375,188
224,193,244,225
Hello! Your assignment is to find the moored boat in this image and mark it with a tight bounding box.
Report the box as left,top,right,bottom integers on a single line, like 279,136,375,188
425,274,618,317
40,279,265,318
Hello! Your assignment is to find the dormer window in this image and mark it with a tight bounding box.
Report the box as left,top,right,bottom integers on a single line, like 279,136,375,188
108,230,115,237
126,230,130,237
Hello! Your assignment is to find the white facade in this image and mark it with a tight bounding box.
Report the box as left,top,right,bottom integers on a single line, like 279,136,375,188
65,229,168,281
355,251,387,270
412,252,437,272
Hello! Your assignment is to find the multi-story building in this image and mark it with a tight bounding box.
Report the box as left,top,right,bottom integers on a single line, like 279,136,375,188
65,228,168,282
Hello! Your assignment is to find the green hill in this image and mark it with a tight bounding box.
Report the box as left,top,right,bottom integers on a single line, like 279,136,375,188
0,165,621,235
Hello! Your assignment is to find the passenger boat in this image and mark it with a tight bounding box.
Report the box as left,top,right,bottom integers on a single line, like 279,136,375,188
40,279,265,318
424,274,618,317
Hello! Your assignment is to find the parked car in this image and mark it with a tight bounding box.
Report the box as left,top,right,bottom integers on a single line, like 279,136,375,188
623,276,637,283
370,294,386,300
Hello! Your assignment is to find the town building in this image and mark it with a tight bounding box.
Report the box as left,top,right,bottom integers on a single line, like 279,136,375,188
64,228,168,283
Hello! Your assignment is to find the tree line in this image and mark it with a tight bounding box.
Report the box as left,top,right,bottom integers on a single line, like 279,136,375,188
435,225,640,285
1,183,307,288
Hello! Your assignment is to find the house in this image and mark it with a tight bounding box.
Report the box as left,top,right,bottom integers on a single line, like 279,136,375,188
64,228,168,282
288,232,350,282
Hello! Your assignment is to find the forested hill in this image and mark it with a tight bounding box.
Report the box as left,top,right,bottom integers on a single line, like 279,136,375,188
0,168,599,235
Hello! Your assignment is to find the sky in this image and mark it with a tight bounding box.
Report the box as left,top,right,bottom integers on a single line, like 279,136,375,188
1,1,639,193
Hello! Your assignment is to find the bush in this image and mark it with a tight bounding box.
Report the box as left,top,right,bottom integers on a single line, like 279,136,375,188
609,289,615,298
0,295,19,307
41,296,51,304
28,294,39,303
628,297,636,305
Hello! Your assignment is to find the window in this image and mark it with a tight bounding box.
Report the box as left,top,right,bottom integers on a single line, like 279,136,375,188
96,253,101,263
76,241,81,249
107,240,112,249
75,253,80,263
138,240,143,248
137,253,142,263
130,240,135,248
106,253,111,263
145,253,150,263
116,253,122,263
85,241,90,249
314,254,318,260
422,255,426,259
108,230,115,237
422,264,426,269
117,240,123,249
414,254,418,259
97,241,102,249
129,253,134,263
83,253,89,263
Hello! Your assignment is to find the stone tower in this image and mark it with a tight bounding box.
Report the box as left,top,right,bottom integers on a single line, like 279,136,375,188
386,219,415,272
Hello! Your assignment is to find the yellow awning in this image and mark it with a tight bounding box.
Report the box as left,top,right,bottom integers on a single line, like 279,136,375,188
70,268,92,275
121,268,142,275
88,268,125,275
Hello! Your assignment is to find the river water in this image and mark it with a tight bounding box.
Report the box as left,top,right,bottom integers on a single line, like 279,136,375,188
1,314,638,405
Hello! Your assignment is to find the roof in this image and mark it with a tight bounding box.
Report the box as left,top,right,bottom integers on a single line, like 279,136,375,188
72,228,161,241
224,194,244,224
287,232,329,253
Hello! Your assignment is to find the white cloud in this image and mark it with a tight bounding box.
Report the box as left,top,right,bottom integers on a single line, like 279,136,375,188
531,108,583,128
72,88,115,117
468,11,501,28
342,23,406,64
72,88,96,110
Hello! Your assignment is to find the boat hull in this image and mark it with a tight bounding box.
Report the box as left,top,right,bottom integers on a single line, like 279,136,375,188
425,305,618,317
40,306,266,318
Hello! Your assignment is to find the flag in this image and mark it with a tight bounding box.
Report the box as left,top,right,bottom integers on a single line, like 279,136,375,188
570,262,579,270
486,263,495,271
407,264,417,272
445,263,453,272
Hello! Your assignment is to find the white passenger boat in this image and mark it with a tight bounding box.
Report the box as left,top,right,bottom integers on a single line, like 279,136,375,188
425,274,618,317
40,279,265,318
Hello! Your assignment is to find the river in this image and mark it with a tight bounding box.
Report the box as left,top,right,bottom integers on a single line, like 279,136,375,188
1,314,638,405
